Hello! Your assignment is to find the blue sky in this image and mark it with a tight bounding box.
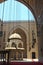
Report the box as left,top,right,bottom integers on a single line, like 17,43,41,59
0,0,35,21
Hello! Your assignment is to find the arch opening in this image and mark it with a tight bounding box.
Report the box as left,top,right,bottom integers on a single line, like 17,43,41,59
0,0,35,21
8,28,27,58
0,0,39,61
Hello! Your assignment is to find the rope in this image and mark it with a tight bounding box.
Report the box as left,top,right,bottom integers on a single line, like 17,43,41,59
0,0,5,38
14,0,17,33
28,1,31,51
8,0,13,37
1,0,5,31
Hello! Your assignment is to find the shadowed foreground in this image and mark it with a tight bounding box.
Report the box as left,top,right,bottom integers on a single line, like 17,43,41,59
0,62,43,65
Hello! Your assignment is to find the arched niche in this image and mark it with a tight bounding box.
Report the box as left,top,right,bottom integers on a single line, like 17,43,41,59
8,27,27,58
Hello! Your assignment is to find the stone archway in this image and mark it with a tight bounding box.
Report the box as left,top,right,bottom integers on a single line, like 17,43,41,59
13,28,27,58
17,0,37,21
8,26,27,58
1,0,43,61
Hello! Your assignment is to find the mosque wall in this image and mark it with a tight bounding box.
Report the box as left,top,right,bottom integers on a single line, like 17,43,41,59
2,21,38,59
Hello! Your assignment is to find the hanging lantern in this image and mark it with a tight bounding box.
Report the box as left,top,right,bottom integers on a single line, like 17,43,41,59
32,30,36,48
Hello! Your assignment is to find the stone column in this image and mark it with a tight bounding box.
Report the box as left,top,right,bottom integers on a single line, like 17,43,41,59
16,51,18,60
22,51,23,60
6,53,8,62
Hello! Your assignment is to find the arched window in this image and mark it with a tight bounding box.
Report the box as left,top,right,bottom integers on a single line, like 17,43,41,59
18,43,22,48
12,42,16,48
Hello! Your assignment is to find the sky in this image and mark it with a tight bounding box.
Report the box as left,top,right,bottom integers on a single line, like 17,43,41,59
0,0,35,22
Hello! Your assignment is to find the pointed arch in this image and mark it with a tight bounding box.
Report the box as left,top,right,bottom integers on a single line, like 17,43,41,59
18,43,22,48
12,42,16,48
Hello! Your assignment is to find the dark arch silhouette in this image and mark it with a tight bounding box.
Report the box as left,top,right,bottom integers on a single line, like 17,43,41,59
17,0,37,22
12,42,16,48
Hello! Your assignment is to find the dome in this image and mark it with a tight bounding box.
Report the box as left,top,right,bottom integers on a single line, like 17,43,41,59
9,33,21,39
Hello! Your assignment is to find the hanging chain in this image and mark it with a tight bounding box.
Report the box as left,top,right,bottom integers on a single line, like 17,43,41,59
2,0,5,21
0,0,5,38
1,0,5,31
